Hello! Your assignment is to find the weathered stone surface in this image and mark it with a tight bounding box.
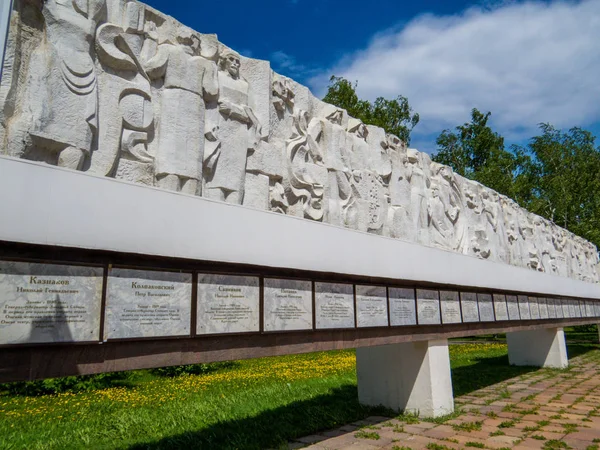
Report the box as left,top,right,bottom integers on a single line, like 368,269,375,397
539,297,549,319
506,294,521,320
417,289,441,325
197,274,260,334
356,285,388,328
0,0,598,285
389,287,417,326
478,293,495,322
493,293,509,321
263,278,312,331
529,297,541,320
518,295,532,320
440,290,461,324
315,282,355,329
0,261,103,344
460,292,480,322
105,268,192,339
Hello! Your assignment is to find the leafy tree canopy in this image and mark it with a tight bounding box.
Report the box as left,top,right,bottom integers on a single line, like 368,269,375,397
322,76,420,145
432,110,600,249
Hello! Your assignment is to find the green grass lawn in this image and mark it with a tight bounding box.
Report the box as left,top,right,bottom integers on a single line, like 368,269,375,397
1,332,598,450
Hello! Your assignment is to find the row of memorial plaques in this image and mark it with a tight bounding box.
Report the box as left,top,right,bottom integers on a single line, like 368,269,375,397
2,260,600,345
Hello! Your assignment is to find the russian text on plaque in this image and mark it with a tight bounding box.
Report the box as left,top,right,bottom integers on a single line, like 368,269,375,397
0,261,103,345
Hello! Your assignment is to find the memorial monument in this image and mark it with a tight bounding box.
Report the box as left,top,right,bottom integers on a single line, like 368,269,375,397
0,0,599,418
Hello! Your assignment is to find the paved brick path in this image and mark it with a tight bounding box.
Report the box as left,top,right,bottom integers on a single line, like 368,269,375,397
289,351,600,450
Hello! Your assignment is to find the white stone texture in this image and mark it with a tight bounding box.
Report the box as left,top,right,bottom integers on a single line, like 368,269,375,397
357,340,454,418
105,268,192,339
506,295,521,320
417,289,441,325
529,297,541,320
460,292,480,322
477,293,495,322
440,291,461,324
518,295,532,320
263,278,312,331
493,293,509,321
0,0,598,286
556,299,565,318
547,298,557,319
0,261,103,344
507,328,569,368
539,298,549,319
2,157,600,305
196,274,260,334
389,287,417,326
315,282,355,329
356,285,388,328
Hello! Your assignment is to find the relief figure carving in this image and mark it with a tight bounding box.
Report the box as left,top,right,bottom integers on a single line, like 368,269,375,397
145,27,218,194
204,50,260,204
7,0,106,170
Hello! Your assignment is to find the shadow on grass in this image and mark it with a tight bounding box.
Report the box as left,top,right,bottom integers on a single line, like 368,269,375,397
566,342,599,359
451,354,536,397
126,384,393,450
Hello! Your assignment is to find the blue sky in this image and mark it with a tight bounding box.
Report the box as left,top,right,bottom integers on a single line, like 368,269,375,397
144,0,600,153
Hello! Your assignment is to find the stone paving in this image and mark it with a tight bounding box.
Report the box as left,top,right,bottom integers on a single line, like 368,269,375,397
289,351,600,450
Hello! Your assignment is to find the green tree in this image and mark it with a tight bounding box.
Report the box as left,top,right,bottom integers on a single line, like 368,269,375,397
322,76,420,144
514,124,600,248
432,108,523,198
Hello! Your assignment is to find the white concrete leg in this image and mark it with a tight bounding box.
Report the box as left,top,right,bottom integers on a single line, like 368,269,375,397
356,339,454,418
506,327,568,368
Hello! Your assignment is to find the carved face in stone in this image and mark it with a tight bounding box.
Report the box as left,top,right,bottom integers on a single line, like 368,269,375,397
220,51,241,78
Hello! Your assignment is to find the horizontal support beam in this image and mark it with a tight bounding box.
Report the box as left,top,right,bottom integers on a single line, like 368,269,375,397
0,318,595,383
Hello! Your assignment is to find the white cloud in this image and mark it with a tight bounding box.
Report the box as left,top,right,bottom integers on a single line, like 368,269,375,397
308,0,600,151
271,50,320,80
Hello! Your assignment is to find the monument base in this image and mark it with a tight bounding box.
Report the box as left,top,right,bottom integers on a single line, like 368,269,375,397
506,328,568,368
356,339,454,418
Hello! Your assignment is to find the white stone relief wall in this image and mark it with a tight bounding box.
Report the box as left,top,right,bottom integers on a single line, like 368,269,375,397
1,0,598,284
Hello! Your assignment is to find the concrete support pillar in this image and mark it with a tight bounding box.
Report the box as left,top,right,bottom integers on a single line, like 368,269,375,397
506,327,568,368
356,339,454,418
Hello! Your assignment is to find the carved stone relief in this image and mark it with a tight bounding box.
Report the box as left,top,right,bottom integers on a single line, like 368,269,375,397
0,0,598,284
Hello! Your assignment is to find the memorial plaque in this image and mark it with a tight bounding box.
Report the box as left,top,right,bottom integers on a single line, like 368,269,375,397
518,295,531,320
106,268,192,339
0,261,103,345
574,300,583,318
555,298,565,318
315,282,355,329
389,288,417,326
493,294,509,321
506,295,520,320
197,274,260,334
567,299,577,318
417,289,441,325
561,299,570,318
440,291,461,324
264,278,312,331
356,285,388,328
586,301,594,318
538,298,549,320
460,292,479,323
529,297,541,320
547,298,557,319
478,293,495,322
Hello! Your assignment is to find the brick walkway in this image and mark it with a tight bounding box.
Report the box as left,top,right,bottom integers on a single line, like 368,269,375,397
289,351,600,450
